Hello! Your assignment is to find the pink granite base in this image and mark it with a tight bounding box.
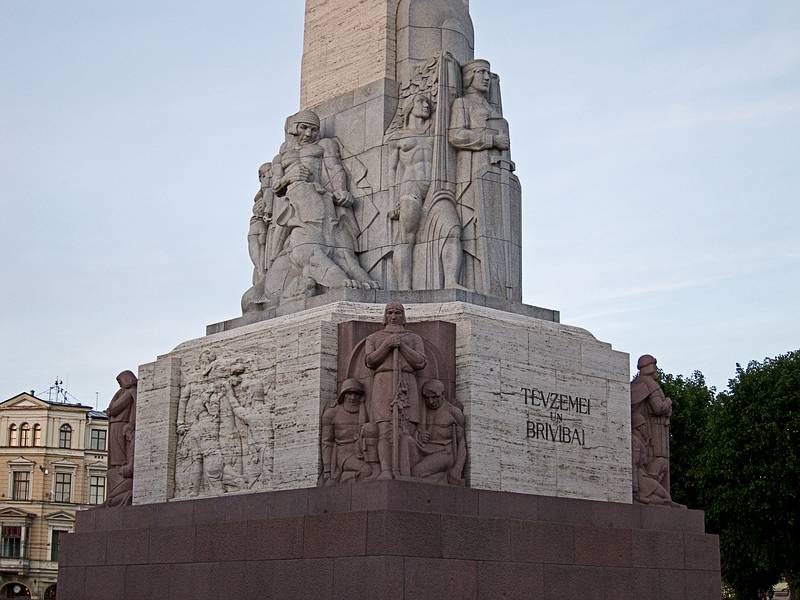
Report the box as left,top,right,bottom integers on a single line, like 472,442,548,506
59,481,720,599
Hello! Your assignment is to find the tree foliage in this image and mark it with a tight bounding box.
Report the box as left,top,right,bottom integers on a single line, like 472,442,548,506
660,369,715,508
665,350,800,600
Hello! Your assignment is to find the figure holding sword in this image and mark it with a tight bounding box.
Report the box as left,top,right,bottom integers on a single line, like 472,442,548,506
365,303,427,479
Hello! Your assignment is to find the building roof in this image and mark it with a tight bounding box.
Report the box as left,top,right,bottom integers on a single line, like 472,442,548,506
1,392,95,411
87,410,108,420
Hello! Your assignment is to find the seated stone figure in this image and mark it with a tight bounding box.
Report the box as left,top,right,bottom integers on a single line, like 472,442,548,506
320,379,378,484
411,379,467,484
271,110,380,297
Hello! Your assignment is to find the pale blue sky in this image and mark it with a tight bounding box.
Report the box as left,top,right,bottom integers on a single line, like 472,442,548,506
2,1,798,408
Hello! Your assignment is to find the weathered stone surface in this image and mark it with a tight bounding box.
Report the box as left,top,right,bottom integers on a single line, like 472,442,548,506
136,301,631,504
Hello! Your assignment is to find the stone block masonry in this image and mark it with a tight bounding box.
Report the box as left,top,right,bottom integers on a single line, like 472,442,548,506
59,480,721,600
301,0,400,108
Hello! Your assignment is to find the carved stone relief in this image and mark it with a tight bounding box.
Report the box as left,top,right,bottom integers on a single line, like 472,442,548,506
105,370,137,507
322,303,466,485
241,5,522,311
175,350,275,497
630,354,683,507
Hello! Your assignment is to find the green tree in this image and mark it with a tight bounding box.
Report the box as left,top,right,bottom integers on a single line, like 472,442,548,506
659,369,716,508
700,350,800,600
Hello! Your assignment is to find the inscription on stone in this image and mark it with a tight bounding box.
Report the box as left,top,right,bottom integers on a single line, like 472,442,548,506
521,386,594,448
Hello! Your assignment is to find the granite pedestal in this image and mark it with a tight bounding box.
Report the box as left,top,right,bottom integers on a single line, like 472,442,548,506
58,480,721,600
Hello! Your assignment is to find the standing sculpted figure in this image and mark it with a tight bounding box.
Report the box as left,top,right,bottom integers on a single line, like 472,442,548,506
105,370,137,506
387,94,462,290
364,303,427,479
449,58,520,300
630,354,676,505
272,110,380,294
222,379,274,487
412,380,467,484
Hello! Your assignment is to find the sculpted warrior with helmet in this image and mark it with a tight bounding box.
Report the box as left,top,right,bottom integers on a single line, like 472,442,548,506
271,109,380,293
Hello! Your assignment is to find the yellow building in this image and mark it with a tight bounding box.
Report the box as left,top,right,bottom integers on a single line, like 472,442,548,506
0,392,108,600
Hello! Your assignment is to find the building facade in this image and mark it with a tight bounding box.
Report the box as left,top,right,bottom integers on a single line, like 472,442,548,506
0,393,108,599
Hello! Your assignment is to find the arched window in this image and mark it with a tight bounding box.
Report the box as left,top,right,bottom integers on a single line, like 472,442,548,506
43,586,56,600
58,424,72,449
8,425,17,447
32,425,41,447
19,424,30,447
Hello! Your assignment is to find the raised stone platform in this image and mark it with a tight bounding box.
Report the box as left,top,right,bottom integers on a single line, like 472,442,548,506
135,300,631,505
209,289,559,334
59,480,721,599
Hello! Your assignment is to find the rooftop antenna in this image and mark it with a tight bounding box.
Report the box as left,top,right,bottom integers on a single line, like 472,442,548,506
45,378,80,405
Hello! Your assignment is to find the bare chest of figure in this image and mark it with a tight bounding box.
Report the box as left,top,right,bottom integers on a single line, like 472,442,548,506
397,135,433,180
282,143,325,182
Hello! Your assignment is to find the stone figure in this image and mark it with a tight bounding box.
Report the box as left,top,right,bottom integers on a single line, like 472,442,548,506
411,380,466,484
320,379,378,484
449,58,522,301
241,163,273,313
631,412,672,505
386,86,463,291
364,303,428,478
630,354,675,505
320,305,465,486
223,379,274,487
387,94,434,290
105,370,137,507
177,349,218,444
175,351,275,497
271,110,380,296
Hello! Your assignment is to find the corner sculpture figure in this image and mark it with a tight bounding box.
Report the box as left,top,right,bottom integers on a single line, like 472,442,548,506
105,370,137,506
630,354,680,506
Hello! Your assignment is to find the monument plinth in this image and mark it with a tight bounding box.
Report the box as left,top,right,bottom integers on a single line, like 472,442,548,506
59,1,720,598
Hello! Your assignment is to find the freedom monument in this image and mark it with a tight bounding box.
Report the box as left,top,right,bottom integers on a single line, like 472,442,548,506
59,1,720,598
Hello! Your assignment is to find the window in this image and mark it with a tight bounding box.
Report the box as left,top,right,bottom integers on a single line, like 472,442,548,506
19,423,30,447
32,424,41,447
12,471,30,500
58,424,72,449
44,585,57,600
1,526,22,558
50,530,68,561
89,429,106,451
8,424,17,446
89,475,106,505
54,472,72,503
